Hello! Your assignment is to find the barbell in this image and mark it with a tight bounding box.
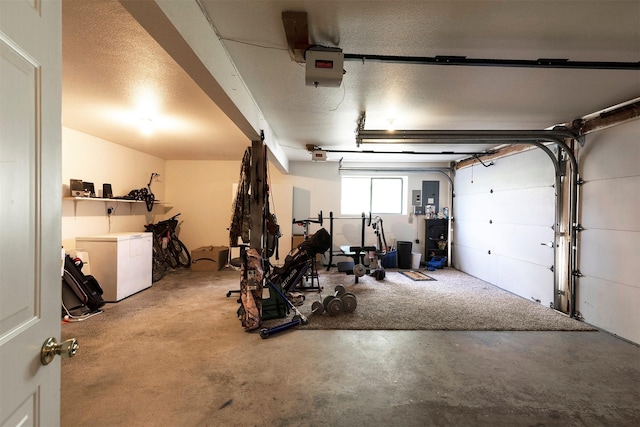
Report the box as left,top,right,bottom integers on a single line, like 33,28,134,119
329,211,373,227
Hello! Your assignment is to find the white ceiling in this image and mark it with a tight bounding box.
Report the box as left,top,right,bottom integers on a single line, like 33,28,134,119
62,0,640,167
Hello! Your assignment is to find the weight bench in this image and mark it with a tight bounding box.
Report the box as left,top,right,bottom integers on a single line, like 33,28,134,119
339,245,376,283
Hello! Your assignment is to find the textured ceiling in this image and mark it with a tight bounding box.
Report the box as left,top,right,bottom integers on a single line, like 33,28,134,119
62,0,250,161
62,0,640,166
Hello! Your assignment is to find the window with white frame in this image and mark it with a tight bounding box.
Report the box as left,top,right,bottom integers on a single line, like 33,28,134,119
341,176,405,215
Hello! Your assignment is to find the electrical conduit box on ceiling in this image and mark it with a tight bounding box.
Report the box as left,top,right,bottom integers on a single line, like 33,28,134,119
305,47,344,87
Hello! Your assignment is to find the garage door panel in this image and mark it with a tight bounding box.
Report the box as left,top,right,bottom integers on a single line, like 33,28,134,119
581,177,639,231
492,223,555,266
492,187,555,226
454,244,498,284
497,256,555,306
454,219,492,249
579,229,639,288
577,276,640,344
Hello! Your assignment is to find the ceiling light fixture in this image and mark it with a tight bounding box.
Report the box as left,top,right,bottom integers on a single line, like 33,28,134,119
386,119,396,132
139,117,154,135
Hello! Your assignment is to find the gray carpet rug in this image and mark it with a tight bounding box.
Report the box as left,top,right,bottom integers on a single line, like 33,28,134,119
262,268,596,331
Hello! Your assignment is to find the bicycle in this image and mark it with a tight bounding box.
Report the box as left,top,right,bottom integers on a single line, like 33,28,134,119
145,213,191,281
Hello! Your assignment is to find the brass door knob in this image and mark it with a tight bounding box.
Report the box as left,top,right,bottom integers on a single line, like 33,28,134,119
40,337,78,365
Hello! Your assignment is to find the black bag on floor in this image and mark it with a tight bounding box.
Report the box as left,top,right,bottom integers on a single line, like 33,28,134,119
62,255,105,312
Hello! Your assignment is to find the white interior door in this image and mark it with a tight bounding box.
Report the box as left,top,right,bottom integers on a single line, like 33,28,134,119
1,1,63,426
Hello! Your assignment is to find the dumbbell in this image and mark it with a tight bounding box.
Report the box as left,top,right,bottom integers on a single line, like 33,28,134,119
353,263,366,277
310,300,324,316
322,285,358,315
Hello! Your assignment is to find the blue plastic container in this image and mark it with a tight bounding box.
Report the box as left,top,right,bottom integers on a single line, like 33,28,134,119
381,250,397,268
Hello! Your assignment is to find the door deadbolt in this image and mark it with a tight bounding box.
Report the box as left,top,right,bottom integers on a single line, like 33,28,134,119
40,337,78,365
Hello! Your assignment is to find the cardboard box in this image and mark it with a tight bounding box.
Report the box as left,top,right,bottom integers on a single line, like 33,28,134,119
191,246,229,271
292,235,305,248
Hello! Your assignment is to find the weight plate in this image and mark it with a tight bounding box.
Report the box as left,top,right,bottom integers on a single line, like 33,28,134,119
323,295,335,309
312,301,324,315
326,297,344,316
341,293,358,313
353,264,366,277
335,285,346,297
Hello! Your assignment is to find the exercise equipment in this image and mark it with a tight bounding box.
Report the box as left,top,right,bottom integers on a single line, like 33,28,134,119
369,215,388,281
326,211,389,283
341,293,358,313
292,211,323,230
268,228,331,294
322,285,346,315
311,300,324,316
426,256,447,271
259,280,309,339
260,315,304,339
326,211,372,276
257,228,331,339
290,211,324,291
317,285,358,315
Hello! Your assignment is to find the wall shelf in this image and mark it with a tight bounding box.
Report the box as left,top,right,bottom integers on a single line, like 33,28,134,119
63,197,168,215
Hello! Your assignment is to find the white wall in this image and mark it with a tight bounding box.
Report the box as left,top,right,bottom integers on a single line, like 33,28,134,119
576,119,640,344
164,160,239,251
61,128,165,250
273,161,452,265
160,158,450,267
163,159,293,265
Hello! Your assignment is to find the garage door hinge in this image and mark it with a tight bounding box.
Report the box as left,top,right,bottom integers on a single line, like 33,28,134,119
572,270,583,277
573,224,584,232
576,178,585,186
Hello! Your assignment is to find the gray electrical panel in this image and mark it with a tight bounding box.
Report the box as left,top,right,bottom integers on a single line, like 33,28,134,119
411,190,422,206
422,180,440,214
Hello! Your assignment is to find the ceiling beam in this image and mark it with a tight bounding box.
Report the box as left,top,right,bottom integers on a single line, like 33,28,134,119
571,100,640,134
120,0,289,172
282,11,309,64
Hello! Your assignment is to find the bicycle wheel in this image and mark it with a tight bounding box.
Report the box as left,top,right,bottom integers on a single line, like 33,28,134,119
152,252,167,282
162,239,179,269
170,238,191,267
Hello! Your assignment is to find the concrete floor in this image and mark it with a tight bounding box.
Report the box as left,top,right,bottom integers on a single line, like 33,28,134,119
61,269,640,427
